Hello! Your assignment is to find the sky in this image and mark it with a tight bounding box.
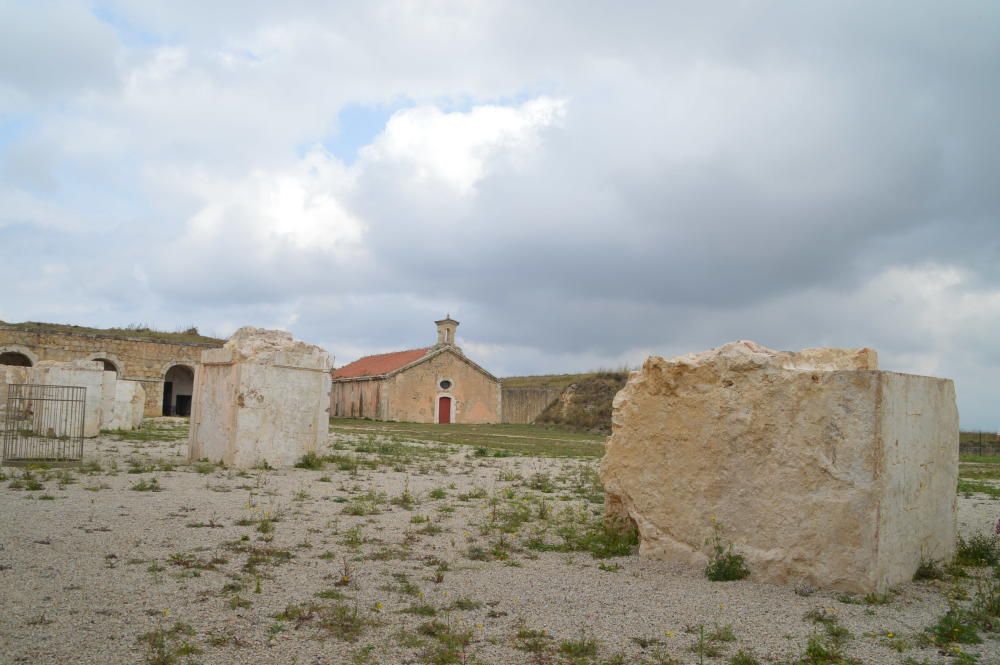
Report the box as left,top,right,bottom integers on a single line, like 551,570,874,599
1,1,999,428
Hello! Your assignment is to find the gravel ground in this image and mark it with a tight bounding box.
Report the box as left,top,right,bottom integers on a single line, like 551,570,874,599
1,421,998,665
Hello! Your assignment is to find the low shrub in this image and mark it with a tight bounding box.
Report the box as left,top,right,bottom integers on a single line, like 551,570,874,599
294,452,324,470
705,523,750,582
956,533,1000,567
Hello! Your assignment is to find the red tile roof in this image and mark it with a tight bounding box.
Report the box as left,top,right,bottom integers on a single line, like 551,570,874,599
332,348,431,379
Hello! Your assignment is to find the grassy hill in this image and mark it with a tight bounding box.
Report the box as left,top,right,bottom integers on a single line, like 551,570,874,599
0,320,223,345
504,369,631,434
501,369,630,391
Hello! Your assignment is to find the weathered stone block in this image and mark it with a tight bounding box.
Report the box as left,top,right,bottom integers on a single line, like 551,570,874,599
599,341,958,593
188,328,331,468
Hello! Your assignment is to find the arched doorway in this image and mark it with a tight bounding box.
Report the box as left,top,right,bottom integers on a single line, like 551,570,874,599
163,365,195,416
0,352,32,367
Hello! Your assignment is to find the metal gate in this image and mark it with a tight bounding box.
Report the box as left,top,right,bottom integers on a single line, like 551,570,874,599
2,384,86,464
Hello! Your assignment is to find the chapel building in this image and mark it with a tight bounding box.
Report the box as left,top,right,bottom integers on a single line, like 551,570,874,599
330,318,501,424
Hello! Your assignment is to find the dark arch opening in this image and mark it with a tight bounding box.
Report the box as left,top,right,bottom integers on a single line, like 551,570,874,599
163,364,195,416
94,358,120,375
0,352,33,367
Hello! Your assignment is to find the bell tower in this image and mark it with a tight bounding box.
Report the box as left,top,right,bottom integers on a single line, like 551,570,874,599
435,316,459,346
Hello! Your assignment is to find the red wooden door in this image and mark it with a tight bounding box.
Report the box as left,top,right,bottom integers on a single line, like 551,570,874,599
438,396,451,424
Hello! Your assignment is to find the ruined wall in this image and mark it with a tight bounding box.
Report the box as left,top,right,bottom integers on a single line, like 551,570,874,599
501,387,561,424
330,379,387,419
0,325,221,417
189,328,332,468
29,361,111,437
600,341,958,593
387,350,500,424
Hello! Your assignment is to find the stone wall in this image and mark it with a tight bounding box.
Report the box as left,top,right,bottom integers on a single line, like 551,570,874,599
386,350,500,424
501,387,561,424
600,341,958,593
0,325,221,417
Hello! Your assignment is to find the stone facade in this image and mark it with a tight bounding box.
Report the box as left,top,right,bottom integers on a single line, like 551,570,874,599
0,324,222,417
330,319,501,424
600,341,958,593
188,327,332,468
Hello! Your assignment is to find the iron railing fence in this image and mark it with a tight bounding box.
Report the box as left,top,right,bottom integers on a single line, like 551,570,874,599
2,384,85,463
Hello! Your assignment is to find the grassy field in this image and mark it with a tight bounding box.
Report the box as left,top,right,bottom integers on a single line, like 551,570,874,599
328,418,607,458
958,449,1000,499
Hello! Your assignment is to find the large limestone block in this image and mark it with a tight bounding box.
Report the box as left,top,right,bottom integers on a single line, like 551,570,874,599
105,380,146,431
29,360,108,437
188,327,332,468
600,341,958,593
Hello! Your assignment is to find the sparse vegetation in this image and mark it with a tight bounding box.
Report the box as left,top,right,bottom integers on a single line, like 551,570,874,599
131,477,163,492
4,417,997,664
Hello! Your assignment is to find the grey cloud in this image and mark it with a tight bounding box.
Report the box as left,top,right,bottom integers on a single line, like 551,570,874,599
0,2,120,106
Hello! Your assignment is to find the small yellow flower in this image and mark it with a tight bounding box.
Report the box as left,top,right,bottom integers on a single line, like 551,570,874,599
886,632,894,638
664,630,675,638
375,602,383,610
163,609,170,617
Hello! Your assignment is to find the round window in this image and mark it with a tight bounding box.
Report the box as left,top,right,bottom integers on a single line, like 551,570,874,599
439,380,452,390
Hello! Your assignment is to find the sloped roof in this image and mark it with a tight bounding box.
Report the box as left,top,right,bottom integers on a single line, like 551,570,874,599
332,348,431,379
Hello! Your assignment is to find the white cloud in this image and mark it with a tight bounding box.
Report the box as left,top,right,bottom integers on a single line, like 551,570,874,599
360,98,566,194
186,148,363,254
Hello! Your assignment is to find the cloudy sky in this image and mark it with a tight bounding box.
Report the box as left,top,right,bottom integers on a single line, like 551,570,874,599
2,1,999,427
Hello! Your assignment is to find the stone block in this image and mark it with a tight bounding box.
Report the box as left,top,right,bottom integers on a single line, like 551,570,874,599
188,327,331,468
599,341,958,593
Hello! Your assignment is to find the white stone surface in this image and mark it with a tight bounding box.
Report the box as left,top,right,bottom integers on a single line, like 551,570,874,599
104,380,146,431
600,340,958,593
99,370,116,430
188,327,332,468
